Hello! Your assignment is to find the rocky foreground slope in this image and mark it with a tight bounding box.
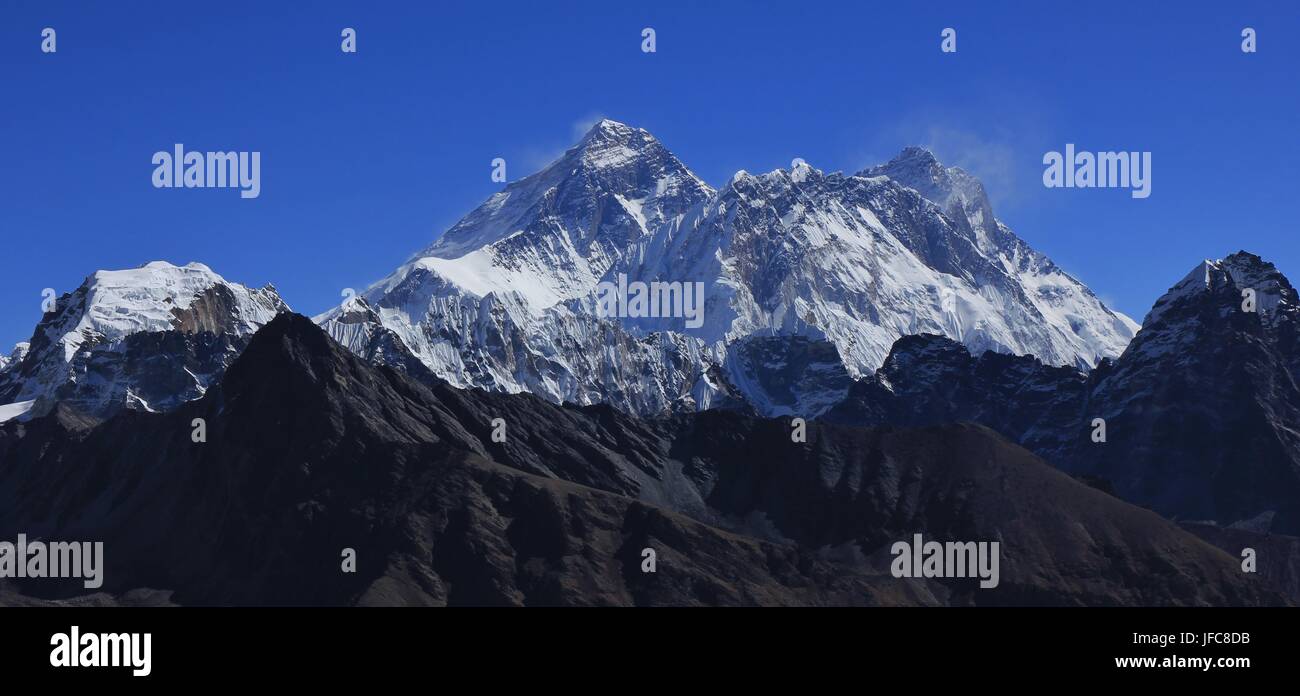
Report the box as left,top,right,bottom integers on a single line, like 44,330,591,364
0,314,1274,606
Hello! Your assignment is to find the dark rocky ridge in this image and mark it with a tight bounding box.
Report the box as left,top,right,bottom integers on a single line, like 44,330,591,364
0,314,1279,606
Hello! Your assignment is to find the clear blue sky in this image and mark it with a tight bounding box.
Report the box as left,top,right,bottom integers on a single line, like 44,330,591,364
2,1,1297,350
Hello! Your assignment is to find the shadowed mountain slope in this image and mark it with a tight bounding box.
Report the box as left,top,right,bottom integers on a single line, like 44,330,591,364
0,314,1279,606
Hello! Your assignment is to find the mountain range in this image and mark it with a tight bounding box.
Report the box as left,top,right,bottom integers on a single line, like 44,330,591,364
315,120,1137,417
0,119,1295,605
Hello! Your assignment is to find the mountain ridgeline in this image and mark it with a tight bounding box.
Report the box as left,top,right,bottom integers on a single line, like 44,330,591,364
2,121,1134,423
0,314,1278,606
0,120,1297,605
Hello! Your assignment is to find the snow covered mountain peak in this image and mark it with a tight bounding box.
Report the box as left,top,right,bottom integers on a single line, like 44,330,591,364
0,261,288,418
418,118,712,264
1216,251,1293,307
582,117,639,139
878,145,944,176
563,117,674,176
1144,251,1296,328
864,146,998,243
575,118,657,166
865,146,951,195
74,261,272,345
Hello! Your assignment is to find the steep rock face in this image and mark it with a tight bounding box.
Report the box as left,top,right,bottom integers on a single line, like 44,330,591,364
825,334,1089,466
318,120,1135,418
1077,252,1300,532
0,262,287,420
721,334,853,416
828,252,1300,535
0,314,1275,606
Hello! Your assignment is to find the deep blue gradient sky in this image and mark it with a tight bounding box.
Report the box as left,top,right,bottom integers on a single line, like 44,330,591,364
2,1,1298,349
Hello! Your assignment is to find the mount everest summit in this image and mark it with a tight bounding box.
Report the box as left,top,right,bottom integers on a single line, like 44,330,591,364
314,119,1137,417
